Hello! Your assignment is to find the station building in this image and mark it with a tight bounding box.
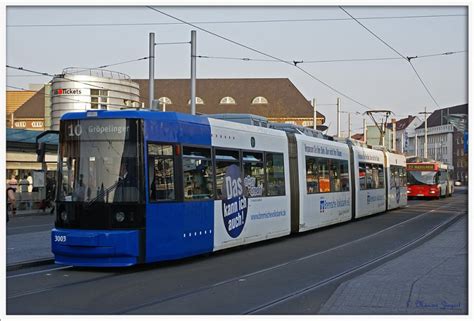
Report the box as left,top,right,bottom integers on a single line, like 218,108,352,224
132,78,325,127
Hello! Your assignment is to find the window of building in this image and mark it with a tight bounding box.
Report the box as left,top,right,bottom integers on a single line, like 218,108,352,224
220,96,236,105
188,97,204,105
91,89,108,110
182,146,213,200
251,96,268,104
148,144,175,201
158,97,172,105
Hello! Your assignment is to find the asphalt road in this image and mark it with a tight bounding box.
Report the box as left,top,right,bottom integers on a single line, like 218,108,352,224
7,213,56,235
6,191,468,315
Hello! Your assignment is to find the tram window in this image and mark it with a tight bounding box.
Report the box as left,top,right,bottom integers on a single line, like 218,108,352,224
340,160,350,192
183,146,213,200
306,157,319,194
372,164,379,189
390,166,397,188
359,163,367,190
330,159,341,192
318,158,330,193
243,151,265,198
366,163,374,189
148,144,175,201
400,167,407,187
378,165,385,188
215,149,240,199
266,152,286,196
149,144,173,156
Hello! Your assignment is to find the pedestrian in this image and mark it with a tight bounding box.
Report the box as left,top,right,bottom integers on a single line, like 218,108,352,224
7,182,17,217
27,173,33,193
6,187,9,223
19,175,31,210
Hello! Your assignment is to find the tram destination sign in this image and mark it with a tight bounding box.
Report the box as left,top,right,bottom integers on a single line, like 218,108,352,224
61,119,137,141
407,163,437,171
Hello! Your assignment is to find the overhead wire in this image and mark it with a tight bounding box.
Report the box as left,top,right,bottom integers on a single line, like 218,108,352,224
197,51,466,64
147,6,372,110
6,14,467,28
6,65,105,89
339,6,441,108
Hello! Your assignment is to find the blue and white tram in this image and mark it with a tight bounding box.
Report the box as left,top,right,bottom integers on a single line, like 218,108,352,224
385,151,408,210
52,110,292,266
292,133,352,232
51,110,406,267
352,146,386,219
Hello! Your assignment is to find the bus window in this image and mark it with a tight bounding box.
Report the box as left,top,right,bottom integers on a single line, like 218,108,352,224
243,151,264,198
148,144,175,201
266,152,286,196
183,146,213,200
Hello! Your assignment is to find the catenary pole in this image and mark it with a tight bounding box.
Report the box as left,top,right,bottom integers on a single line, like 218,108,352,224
149,32,155,110
312,98,317,130
191,30,197,115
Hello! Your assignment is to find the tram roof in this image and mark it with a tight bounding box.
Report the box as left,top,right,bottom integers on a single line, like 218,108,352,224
61,110,210,125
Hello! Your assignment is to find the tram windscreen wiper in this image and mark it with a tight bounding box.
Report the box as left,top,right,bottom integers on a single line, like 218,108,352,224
85,179,123,207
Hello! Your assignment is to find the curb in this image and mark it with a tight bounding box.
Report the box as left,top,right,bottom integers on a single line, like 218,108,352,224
7,258,55,272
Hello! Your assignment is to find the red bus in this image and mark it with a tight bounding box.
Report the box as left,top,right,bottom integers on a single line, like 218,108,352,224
406,162,453,199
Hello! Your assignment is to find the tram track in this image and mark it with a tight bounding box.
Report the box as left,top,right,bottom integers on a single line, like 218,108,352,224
7,195,466,313
244,211,465,314
116,199,465,314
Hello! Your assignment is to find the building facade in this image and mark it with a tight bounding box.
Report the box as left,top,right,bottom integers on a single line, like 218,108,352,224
133,78,325,127
50,68,142,129
407,104,468,184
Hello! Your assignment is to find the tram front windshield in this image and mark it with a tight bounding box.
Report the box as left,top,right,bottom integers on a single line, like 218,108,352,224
407,171,438,186
58,119,142,203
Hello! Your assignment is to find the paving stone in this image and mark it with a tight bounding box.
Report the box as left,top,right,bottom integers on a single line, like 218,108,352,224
320,217,467,314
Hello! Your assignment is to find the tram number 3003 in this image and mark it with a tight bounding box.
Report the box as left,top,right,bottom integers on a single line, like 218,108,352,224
54,235,67,243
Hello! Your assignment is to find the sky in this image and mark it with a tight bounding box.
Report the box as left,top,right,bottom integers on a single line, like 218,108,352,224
5,5,468,136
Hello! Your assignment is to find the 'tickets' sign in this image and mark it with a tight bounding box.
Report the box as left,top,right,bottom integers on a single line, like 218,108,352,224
54,88,82,95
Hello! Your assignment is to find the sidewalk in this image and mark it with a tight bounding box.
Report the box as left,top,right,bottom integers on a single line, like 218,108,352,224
320,215,467,314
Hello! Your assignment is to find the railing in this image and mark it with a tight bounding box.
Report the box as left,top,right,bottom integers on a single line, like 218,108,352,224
62,67,131,81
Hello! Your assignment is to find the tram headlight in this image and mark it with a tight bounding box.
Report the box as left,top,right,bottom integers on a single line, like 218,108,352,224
60,211,68,222
115,212,125,223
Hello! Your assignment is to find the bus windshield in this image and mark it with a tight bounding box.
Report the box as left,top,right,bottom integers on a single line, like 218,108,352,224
58,119,143,203
407,171,438,185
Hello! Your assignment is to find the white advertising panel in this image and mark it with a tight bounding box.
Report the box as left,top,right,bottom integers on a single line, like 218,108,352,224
297,136,352,231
